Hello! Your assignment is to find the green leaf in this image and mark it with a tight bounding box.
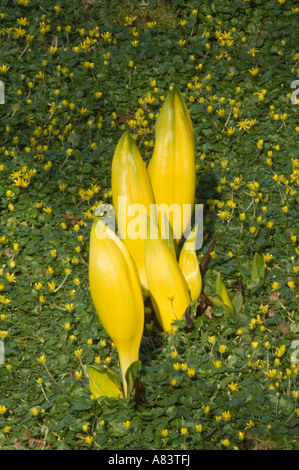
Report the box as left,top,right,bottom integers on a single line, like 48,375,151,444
247,276,265,292
215,272,236,315
125,360,142,397
87,366,124,399
251,253,265,280
231,289,243,314
205,293,235,318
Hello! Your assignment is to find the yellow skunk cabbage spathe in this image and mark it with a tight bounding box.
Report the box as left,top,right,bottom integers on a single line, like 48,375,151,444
148,86,196,242
179,226,202,301
144,219,190,332
111,131,157,295
89,218,144,397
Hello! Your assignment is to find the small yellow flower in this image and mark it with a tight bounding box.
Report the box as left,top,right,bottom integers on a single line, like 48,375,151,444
218,345,227,354
222,410,232,421
161,429,168,437
123,420,131,429
208,336,216,345
85,436,93,445
180,427,188,436
0,65,10,74
276,344,286,357
227,382,238,392
6,272,16,283
74,349,83,357
249,67,259,76
245,420,255,429
65,304,74,312
48,281,56,291
221,439,230,447
37,354,46,363
0,405,7,415
187,368,195,378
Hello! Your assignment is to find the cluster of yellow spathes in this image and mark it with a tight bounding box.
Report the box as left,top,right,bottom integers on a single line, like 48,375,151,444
88,86,202,398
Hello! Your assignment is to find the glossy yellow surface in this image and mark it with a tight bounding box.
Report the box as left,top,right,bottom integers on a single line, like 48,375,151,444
111,131,157,294
148,86,196,242
179,226,202,301
145,220,190,332
89,218,144,397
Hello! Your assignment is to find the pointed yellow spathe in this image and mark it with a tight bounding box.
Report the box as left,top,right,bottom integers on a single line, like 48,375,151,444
148,86,196,243
215,271,235,315
179,226,202,301
145,219,190,332
89,218,144,397
111,131,157,295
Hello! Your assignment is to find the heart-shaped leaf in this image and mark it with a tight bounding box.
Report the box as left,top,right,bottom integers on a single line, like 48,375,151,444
87,366,124,399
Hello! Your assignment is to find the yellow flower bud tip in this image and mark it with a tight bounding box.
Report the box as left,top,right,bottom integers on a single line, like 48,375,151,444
148,86,196,242
89,219,144,397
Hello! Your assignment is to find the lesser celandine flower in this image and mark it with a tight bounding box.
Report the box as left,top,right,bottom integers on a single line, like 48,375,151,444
37,354,46,363
221,439,230,447
227,382,238,392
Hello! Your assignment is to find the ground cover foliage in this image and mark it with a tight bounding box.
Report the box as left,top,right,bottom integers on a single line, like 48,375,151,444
0,0,299,450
